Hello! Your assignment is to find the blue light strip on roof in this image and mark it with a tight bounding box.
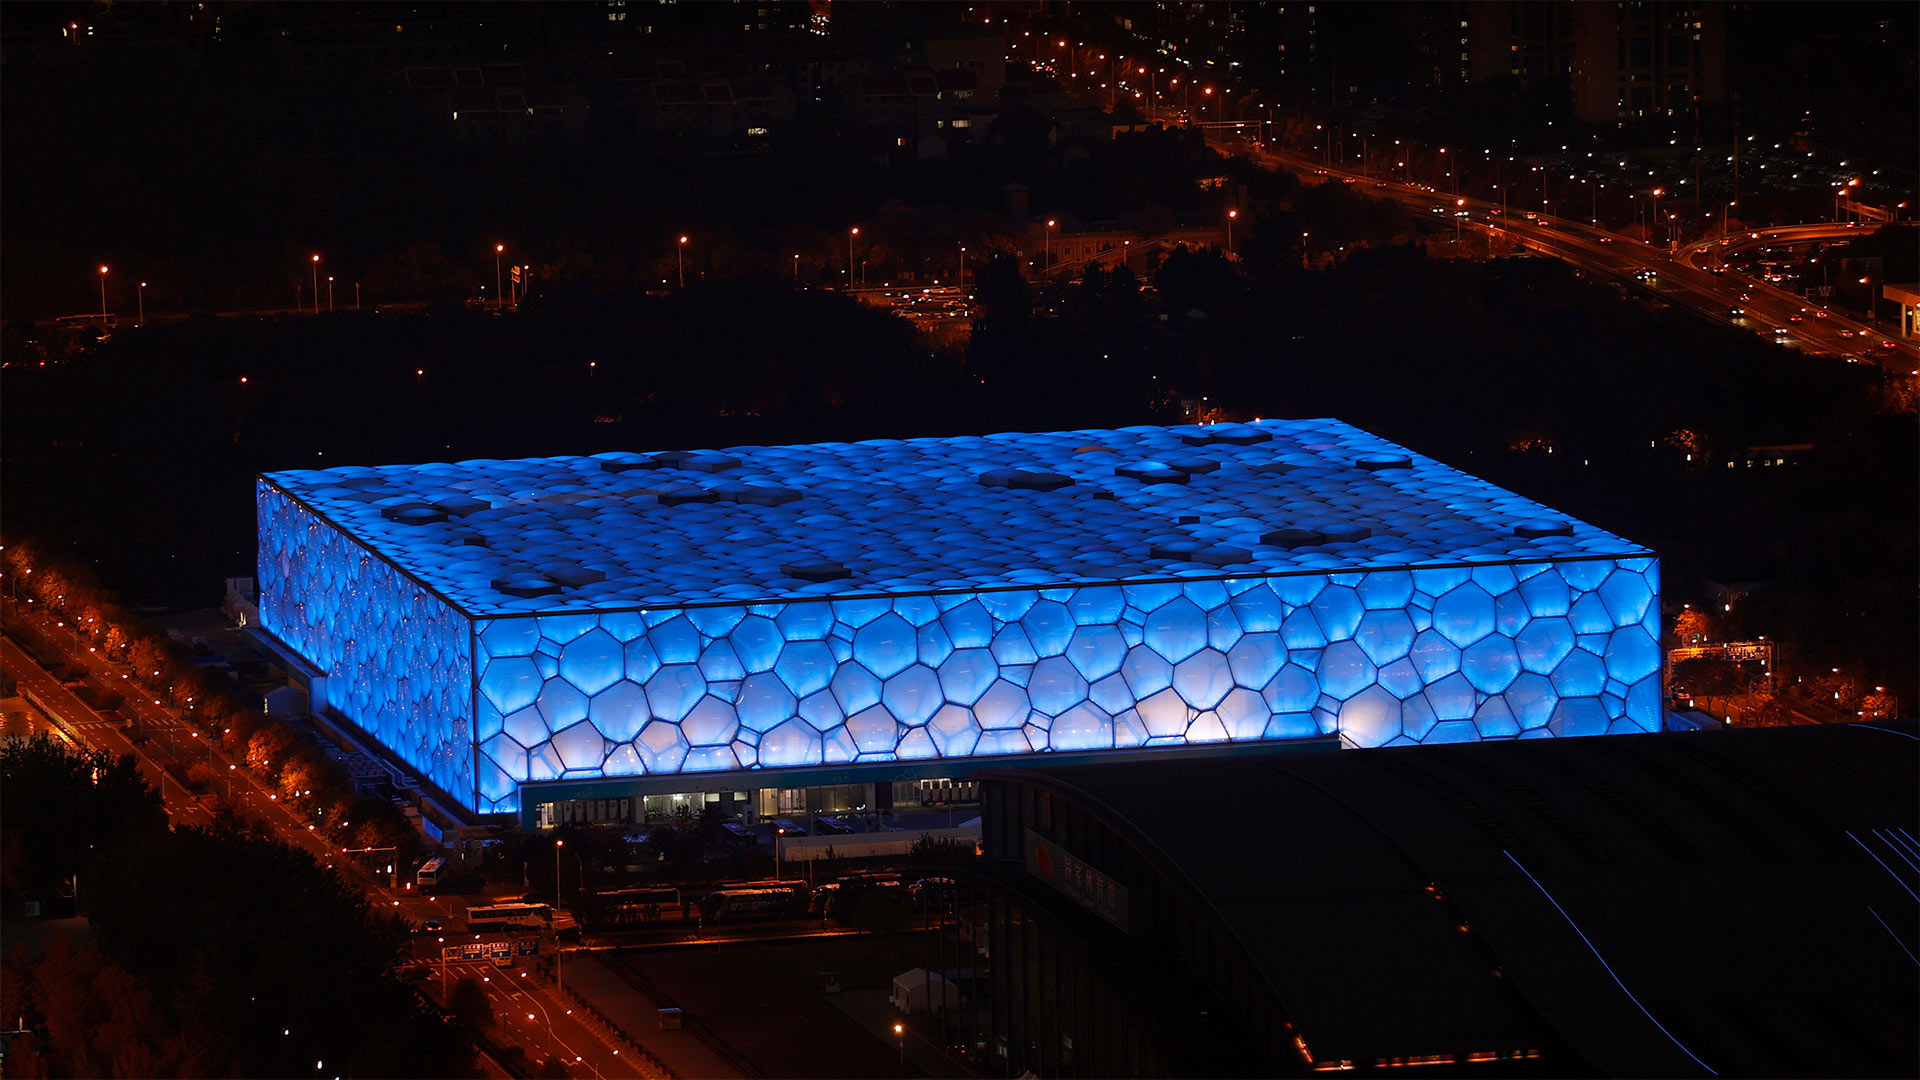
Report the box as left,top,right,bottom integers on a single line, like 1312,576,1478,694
1504,850,1718,1077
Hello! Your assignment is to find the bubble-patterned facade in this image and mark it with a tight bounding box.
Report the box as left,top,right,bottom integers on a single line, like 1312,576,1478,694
257,420,1660,816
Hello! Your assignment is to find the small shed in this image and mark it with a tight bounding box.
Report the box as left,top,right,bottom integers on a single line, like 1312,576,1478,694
890,968,960,1014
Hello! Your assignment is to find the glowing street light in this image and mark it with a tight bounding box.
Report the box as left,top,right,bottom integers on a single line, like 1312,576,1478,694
98,265,108,319
677,235,689,288
326,275,334,312
1226,208,1238,253
137,280,146,327
494,244,505,310
848,227,859,286
310,254,321,314
1044,219,1056,269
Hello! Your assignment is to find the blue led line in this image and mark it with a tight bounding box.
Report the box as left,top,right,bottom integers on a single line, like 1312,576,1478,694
1504,850,1718,1076
1848,831,1920,903
1848,723,1918,742
1874,829,1920,877
1892,827,1920,865
1865,906,1919,968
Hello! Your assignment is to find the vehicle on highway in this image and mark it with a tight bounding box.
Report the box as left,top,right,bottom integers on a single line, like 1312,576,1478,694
466,903,553,931
1598,236,1612,243
1738,293,1753,302
416,856,445,888
1633,269,1657,282
1788,314,1804,323
702,881,809,922
1428,206,1446,215
1813,309,1828,319
414,917,443,935
1772,327,1790,337
1728,306,1745,317
1880,338,1899,350
584,886,679,927
812,816,854,835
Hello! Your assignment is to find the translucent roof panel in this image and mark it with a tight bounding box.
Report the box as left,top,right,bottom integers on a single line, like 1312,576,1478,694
260,420,1650,616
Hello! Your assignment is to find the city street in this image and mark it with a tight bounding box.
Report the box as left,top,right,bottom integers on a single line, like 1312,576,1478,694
0,603,657,1080
1238,141,1918,373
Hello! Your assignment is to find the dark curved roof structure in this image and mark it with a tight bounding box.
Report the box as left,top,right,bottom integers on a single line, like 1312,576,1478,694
985,722,1919,1076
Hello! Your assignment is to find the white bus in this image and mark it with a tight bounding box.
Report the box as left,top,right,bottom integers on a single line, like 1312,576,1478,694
416,857,446,889
465,903,552,931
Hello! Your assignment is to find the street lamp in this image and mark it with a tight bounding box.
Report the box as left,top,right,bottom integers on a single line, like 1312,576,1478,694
793,253,800,286
494,244,505,310
310,255,320,314
1044,219,1056,270
958,245,967,288
1226,209,1237,253
894,1022,905,1064
677,235,689,288
847,227,859,287
137,281,146,327
553,838,566,995
98,265,108,319
326,276,334,312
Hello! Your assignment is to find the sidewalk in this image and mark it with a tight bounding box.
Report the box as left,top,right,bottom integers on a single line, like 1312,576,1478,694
563,954,746,1079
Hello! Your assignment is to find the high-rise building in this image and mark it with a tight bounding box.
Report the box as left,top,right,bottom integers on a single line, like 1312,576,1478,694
1568,0,1726,124
1412,2,1726,124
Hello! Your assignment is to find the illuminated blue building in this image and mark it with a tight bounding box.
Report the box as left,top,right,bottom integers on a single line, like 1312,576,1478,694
255,420,1661,821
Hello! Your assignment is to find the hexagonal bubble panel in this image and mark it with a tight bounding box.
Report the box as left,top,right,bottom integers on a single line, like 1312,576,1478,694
975,679,1031,730
1310,585,1365,642
1172,650,1234,711
551,721,608,772
1339,685,1402,748
682,695,739,746
588,682,650,742
1022,601,1076,658
637,719,688,773
536,678,589,730
1432,584,1496,647
1354,610,1415,667
559,629,625,696
480,618,541,659
647,664,707,721
853,613,918,679
773,640,836,698
736,672,797,734
1143,598,1208,663
1050,703,1114,751
1516,618,1576,675
1461,635,1521,694
1028,657,1090,716
1066,626,1127,682
883,665,944,726
759,718,823,767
